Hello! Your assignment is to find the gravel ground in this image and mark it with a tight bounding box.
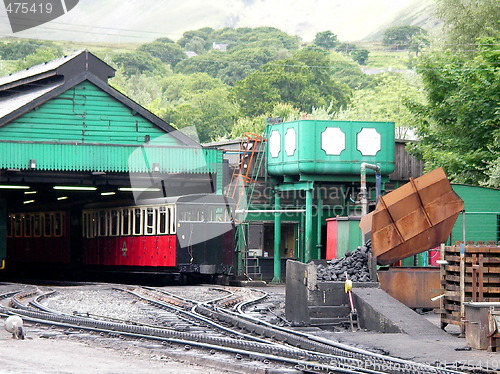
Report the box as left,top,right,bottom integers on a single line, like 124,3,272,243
43,286,157,325
0,330,237,374
164,286,231,302
2,282,499,373
0,283,242,374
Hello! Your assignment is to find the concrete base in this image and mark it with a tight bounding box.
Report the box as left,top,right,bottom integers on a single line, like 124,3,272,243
353,287,449,335
285,260,378,326
286,260,450,336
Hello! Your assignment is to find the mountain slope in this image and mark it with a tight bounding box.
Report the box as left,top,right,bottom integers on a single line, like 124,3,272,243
364,0,442,41
0,0,439,42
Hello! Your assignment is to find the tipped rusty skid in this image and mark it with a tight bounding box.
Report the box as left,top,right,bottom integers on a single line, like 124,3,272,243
360,168,464,265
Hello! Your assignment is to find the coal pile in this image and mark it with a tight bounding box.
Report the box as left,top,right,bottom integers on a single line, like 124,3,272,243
317,242,372,282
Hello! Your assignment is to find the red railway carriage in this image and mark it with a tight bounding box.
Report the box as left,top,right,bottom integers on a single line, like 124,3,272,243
7,211,71,265
6,194,235,279
81,194,235,276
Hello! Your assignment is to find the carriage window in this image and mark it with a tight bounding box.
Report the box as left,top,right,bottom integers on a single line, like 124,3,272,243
98,210,107,237
145,207,156,235
24,214,32,237
44,213,53,237
110,210,120,236
133,208,143,235
179,205,203,222
157,207,168,235
215,206,227,222
53,213,64,237
90,211,98,238
82,212,88,238
121,209,131,236
169,206,176,234
33,214,42,237
6,215,12,238
208,207,216,222
14,215,23,237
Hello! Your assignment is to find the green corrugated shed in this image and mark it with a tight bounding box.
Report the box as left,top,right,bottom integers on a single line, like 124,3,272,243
451,184,500,243
0,81,178,145
0,81,219,173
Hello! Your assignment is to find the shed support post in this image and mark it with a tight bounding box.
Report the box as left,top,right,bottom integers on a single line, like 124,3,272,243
305,187,313,263
236,224,246,276
316,188,323,260
272,193,282,283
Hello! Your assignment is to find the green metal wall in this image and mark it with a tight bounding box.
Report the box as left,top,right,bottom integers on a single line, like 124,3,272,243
267,120,395,178
335,218,363,258
451,184,500,243
0,81,222,174
0,81,178,145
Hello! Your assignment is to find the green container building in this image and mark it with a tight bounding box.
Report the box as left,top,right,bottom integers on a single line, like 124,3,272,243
450,184,500,243
267,120,395,179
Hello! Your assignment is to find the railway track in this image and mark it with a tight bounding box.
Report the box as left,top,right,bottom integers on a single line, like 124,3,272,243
0,285,470,374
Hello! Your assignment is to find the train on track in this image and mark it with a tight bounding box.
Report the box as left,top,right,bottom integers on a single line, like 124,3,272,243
5,194,236,281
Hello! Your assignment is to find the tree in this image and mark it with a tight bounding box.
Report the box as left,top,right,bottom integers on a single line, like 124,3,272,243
138,41,186,67
436,0,500,48
112,51,169,77
335,72,425,139
313,31,339,50
185,36,207,55
350,49,369,65
409,33,430,56
177,27,214,51
233,49,352,117
175,46,283,86
110,71,166,108
408,34,500,185
327,52,370,90
383,26,427,50
155,37,175,44
0,39,62,60
174,51,228,77
149,73,240,143
15,48,61,70
230,103,300,138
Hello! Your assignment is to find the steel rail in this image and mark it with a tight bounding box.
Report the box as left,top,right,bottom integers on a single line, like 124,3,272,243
0,301,368,373
4,311,376,374
118,288,376,371
136,288,439,374
3,288,467,374
229,304,466,374
118,287,277,346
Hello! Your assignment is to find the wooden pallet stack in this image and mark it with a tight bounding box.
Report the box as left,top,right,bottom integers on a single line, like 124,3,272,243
440,242,500,330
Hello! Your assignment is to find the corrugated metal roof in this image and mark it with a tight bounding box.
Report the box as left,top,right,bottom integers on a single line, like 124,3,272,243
0,50,83,89
0,81,62,119
0,141,221,173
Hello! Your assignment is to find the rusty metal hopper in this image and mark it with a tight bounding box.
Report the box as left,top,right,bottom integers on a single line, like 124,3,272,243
360,168,464,265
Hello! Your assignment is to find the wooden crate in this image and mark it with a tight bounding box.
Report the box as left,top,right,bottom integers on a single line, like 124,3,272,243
440,242,500,330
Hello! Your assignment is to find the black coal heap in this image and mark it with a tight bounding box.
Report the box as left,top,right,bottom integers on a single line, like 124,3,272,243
316,241,372,282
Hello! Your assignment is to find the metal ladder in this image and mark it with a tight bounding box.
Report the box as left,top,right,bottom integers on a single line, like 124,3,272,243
227,132,266,211
227,133,267,279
